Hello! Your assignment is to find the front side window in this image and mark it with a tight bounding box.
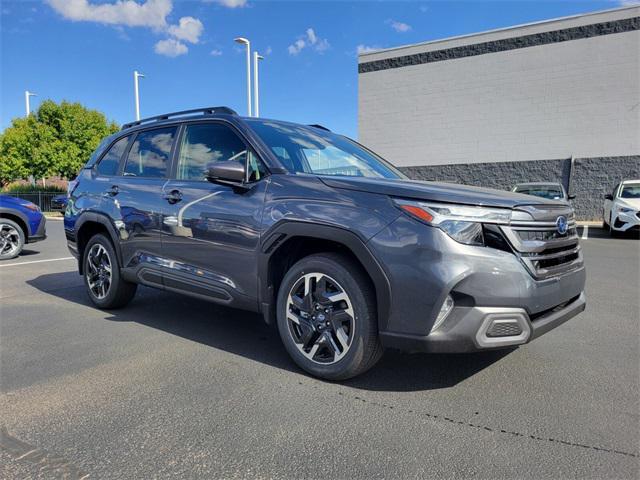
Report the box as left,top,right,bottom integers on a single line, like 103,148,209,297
620,183,640,199
246,119,405,179
96,135,130,176
176,123,252,181
123,127,177,178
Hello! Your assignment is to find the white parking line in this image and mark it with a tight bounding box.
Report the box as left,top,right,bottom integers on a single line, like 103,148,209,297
0,257,74,268
581,226,589,240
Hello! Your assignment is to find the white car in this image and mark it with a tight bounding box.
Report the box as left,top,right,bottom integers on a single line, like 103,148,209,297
603,180,640,236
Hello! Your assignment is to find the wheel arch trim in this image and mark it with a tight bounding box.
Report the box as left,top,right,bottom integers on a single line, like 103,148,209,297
258,220,392,329
75,212,124,273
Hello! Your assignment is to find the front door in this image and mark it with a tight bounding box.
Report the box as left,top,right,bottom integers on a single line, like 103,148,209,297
160,122,269,308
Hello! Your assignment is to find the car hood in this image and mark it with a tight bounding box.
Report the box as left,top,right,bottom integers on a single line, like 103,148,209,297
617,198,640,209
319,176,565,209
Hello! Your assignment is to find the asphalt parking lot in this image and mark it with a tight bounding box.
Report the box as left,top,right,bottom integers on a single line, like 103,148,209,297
1,220,638,479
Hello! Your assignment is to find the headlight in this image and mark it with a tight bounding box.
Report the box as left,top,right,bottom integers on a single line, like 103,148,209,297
393,199,514,245
616,205,635,214
22,202,40,212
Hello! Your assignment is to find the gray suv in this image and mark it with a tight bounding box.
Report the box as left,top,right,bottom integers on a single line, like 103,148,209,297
65,107,586,380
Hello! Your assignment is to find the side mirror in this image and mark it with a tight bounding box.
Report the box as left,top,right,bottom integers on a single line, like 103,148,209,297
206,161,247,188
604,193,613,200
568,194,576,200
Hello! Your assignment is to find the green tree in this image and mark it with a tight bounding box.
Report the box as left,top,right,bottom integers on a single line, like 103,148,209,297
0,100,118,184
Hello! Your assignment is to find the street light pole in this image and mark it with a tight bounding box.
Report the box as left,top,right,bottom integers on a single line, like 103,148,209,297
234,37,252,117
253,52,264,117
25,90,37,116
134,70,145,121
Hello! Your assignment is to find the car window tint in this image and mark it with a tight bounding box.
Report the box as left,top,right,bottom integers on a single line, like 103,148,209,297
123,127,176,178
96,136,130,176
247,151,268,182
176,123,247,181
620,184,640,199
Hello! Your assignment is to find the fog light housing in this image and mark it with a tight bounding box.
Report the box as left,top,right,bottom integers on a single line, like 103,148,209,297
431,295,454,332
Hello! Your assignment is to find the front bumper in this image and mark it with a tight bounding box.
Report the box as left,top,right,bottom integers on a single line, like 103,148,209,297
380,292,585,353
27,215,46,243
611,210,640,232
368,216,586,353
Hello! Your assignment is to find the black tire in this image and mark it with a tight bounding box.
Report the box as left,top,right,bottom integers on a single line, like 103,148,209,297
0,218,25,260
276,252,383,380
83,233,137,309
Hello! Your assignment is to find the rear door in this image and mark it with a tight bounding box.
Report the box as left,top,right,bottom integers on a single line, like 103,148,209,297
113,125,178,283
160,121,269,307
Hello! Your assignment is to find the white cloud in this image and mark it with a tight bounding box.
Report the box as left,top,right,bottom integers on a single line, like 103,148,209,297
288,38,306,55
46,0,172,29
207,0,247,7
210,48,223,56
619,0,640,4
288,28,330,55
167,16,203,43
357,44,380,55
388,19,412,33
264,46,272,55
419,5,429,13
155,38,188,57
46,0,205,56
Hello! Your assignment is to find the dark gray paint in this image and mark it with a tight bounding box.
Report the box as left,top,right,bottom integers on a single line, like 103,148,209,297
401,155,640,220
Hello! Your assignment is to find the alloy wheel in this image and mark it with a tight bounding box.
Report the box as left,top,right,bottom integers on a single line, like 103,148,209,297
286,272,355,365
0,223,21,258
87,244,112,299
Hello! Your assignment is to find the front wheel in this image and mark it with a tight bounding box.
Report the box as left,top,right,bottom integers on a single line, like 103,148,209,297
0,219,25,260
276,253,383,380
83,234,137,309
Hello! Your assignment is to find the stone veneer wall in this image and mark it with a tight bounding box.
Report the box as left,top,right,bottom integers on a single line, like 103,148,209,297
401,156,639,220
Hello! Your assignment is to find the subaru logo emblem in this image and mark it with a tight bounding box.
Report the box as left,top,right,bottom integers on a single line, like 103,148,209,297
556,216,568,235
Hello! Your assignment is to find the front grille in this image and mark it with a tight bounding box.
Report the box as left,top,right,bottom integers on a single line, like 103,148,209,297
486,322,523,338
501,205,583,280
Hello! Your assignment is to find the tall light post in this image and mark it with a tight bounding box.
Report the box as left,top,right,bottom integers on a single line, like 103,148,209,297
24,90,37,116
253,52,264,117
133,70,145,121
234,37,252,117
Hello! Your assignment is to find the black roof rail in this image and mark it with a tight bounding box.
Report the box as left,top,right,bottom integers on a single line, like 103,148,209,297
122,106,238,130
308,124,331,132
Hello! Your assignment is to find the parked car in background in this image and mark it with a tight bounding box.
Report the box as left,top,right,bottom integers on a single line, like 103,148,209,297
0,195,47,259
512,182,574,203
65,107,586,380
603,180,640,236
51,194,69,212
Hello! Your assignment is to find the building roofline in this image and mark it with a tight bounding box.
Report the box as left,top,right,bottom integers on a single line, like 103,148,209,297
358,4,639,59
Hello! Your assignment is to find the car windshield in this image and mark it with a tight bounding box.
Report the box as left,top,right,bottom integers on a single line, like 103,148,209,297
514,185,563,200
620,184,640,198
246,119,405,179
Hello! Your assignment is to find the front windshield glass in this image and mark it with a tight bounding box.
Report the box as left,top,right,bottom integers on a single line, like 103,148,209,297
246,119,405,179
515,186,563,200
620,184,640,199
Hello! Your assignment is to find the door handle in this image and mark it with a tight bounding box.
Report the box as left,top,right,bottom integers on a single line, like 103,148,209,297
104,185,119,196
163,189,183,204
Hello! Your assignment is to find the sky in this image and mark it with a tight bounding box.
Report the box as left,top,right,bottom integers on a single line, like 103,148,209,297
0,0,631,138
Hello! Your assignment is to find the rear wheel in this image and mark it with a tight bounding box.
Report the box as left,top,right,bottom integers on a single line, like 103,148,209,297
83,234,137,309
276,253,383,380
0,219,25,260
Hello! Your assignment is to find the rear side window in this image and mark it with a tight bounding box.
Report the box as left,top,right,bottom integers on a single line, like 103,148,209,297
176,123,248,181
123,127,177,178
96,136,130,176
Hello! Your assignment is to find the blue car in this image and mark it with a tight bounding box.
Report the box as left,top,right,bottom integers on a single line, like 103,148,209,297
0,195,47,259
51,194,69,212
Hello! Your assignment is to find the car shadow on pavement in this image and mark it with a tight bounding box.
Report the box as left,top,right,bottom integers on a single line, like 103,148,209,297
28,270,513,392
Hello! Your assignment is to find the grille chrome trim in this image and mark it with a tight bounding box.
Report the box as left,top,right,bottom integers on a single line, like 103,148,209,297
502,204,583,279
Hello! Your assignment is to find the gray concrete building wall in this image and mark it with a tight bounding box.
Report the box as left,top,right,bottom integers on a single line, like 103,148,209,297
357,7,640,219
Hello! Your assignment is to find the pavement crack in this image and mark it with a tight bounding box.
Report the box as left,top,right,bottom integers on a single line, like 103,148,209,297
0,425,89,479
299,381,639,459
